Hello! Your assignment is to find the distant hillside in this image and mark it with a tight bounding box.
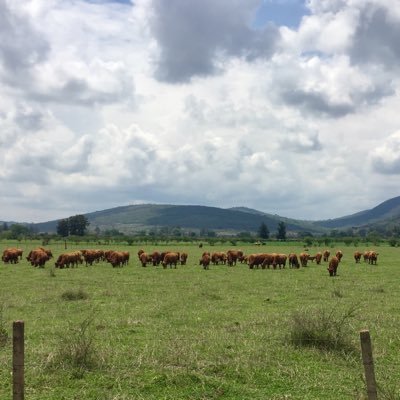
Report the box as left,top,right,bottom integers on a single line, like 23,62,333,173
313,196,400,229
27,195,400,235
34,204,323,235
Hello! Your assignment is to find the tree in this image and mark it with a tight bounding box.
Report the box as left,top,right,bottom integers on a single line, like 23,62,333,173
258,222,269,239
276,221,286,240
57,219,69,237
68,215,90,236
8,224,30,239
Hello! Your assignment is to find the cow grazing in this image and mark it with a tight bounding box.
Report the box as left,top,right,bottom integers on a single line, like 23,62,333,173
226,250,243,266
314,252,322,265
27,248,51,268
139,252,152,267
199,253,211,270
368,251,378,265
180,252,188,265
81,249,104,266
105,251,129,268
299,253,309,267
288,253,300,268
2,248,20,264
55,252,83,269
323,250,330,262
354,251,362,263
151,251,161,266
272,253,287,269
335,250,343,262
247,253,269,269
162,252,180,269
328,256,339,276
211,252,227,265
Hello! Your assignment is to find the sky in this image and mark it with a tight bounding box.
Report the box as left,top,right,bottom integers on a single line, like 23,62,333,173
1,0,400,223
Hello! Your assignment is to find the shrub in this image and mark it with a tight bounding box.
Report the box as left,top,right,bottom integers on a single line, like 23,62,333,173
289,304,358,354
51,314,100,377
61,288,89,301
0,305,8,347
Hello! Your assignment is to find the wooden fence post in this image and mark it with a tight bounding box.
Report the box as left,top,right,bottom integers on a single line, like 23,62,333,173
360,329,378,400
13,320,24,400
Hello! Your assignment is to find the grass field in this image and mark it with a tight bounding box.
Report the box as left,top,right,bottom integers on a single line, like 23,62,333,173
1,240,399,399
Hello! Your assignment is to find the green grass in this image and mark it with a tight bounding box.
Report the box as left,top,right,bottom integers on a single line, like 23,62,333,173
0,241,399,399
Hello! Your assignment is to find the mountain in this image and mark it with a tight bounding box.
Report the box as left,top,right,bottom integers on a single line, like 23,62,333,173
33,204,322,235
313,196,400,229
25,195,400,235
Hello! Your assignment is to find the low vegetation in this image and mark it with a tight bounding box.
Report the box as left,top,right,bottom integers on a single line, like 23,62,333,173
0,240,399,399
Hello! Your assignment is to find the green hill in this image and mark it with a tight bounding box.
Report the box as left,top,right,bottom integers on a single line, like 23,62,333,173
19,195,400,235
33,204,322,235
313,196,400,229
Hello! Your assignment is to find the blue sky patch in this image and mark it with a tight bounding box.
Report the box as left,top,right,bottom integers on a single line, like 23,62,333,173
253,0,309,29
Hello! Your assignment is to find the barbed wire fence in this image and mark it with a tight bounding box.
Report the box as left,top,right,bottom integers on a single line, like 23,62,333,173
5,321,384,400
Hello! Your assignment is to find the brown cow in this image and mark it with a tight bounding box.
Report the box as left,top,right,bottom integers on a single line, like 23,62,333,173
2,248,20,264
354,251,362,263
139,252,152,267
29,248,51,268
226,250,243,266
261,254,274,269
368,251,378,265
162,252,180,269
314,252,322,265
288,253,300,268
105,251,129,268
323,250,330,262
335,250,343,262
199,253,211,270
81,249,104,266
180,252,188,265
55,252,83,268
211,252,226,265
299,252,309,267
272,253,287,269
151,251,162,266
247,253,269,269
328,256,339,276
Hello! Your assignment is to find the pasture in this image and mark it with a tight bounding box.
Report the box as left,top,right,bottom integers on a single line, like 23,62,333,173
0,241,399,399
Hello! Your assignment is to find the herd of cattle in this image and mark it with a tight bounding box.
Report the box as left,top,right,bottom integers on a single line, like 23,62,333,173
1,247,379,276
0,247,129,269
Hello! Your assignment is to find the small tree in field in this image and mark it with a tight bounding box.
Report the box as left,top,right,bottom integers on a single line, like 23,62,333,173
258,222,269,239
57,219,69,237
276,221,286,241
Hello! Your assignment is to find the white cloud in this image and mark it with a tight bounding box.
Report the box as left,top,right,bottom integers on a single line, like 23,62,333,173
371,131,400,175
1,0,400,223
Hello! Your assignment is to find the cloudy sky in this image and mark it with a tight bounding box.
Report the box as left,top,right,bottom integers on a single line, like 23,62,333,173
1,0,400,223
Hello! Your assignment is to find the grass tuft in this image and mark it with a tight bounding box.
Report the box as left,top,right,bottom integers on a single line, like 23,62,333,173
61,288,89,301
0,305,8,347
289,304,358,354
51,314,100,377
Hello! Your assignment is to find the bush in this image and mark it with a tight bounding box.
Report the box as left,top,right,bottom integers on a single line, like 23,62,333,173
61,289,89,301
289,304,358,354
51,315,100,377
0,305,8,347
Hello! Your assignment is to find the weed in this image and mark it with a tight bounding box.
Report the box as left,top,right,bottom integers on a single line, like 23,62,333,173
0,305,8,347
52,314,100,376
289,304,358,354
61,288,89,301
49,267,56,277
332,288,343,298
